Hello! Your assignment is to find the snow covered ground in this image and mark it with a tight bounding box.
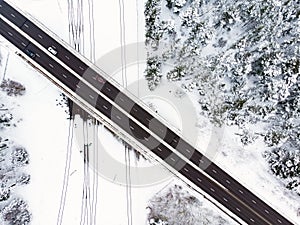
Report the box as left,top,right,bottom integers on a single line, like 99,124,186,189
1,0,299,224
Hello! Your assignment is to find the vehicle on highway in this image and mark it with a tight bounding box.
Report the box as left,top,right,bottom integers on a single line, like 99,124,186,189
25,49,36,58
47,46,57,55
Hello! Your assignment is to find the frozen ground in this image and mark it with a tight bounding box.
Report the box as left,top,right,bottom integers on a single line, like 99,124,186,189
1,0,299,224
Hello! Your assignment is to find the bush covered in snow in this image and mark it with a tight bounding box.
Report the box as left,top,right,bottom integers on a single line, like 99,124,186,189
0,79,26,96
0,89,31,223
147,185,233,225
1,199,31,225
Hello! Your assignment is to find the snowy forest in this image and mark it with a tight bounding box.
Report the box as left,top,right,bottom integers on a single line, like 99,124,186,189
144,0,300,199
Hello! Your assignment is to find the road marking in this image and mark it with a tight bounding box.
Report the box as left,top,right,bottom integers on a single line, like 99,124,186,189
173,139,178,143
132,107,137,112
200,159,204,163
277,219,282,224
184,168,189,172
210,188,215,192
119,97,124,102
116,115,121,120
250,218,255,222
24,23,29,28
10,13,15,18
103,105,108,110
236,208,241,212
226,180,231,184
38,34,43,39
130,126,135,130
36,53,40,58
89,95,94,100
157,147,162,152
21,42,27,46
170,157,175,162
252,200,257,204
197,178,202,182
264,209,269,214
186,148,191,153
144,137,149,141
76,84,81,89
62,74,67,79
79,66,85,71
223,198,228,202
239,189,244,194
7,31,13,36
65,55,70,60
145,117,150,122
212,169,217,174
49,63,54,68
106,87,111,91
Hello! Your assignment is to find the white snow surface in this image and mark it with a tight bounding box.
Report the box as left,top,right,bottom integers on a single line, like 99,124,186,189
0,0,299,225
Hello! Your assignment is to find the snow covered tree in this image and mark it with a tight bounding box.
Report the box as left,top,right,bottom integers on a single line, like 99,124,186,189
147,185,232,225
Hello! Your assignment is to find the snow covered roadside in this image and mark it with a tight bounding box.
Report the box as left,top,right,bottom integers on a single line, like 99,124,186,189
0,41,72,224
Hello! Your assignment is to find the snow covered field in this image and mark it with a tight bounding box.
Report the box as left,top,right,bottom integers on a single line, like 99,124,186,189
0,0,299,224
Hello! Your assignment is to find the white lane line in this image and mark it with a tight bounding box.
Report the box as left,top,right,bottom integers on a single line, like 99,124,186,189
7,31,13,36
65,55,70,60
106,87,111,91
264,209,269,214
38,34,43,39
116,115,121,120
36,53,40,58
223,197,228,202
212,169,217,174
89,95,94,100
170,157,176,162
250,218,255,223
62,74,67,79
24,23,29,28
21,42,27,46
76,84,81,89
226,180,231,184
236,208,241,212
197,178,202,182
130,126,135,130
184,167,189,172
103,105,108,110
200,159,204,163
252,200,257,204
239,190,244,194
157,147,162,152
49,63,54,68
10,13,15,18
277,219,282,224
186,148,191,153
132,107,137,112
210,188,215,192
79,66,85,71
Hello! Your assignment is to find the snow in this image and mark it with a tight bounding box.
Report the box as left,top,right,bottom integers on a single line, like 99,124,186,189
1,0,299,225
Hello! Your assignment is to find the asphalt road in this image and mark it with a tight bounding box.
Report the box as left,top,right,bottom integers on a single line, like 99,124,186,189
0,1,294,224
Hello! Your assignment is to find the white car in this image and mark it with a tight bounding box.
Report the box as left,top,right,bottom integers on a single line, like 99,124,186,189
48,46,57,55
